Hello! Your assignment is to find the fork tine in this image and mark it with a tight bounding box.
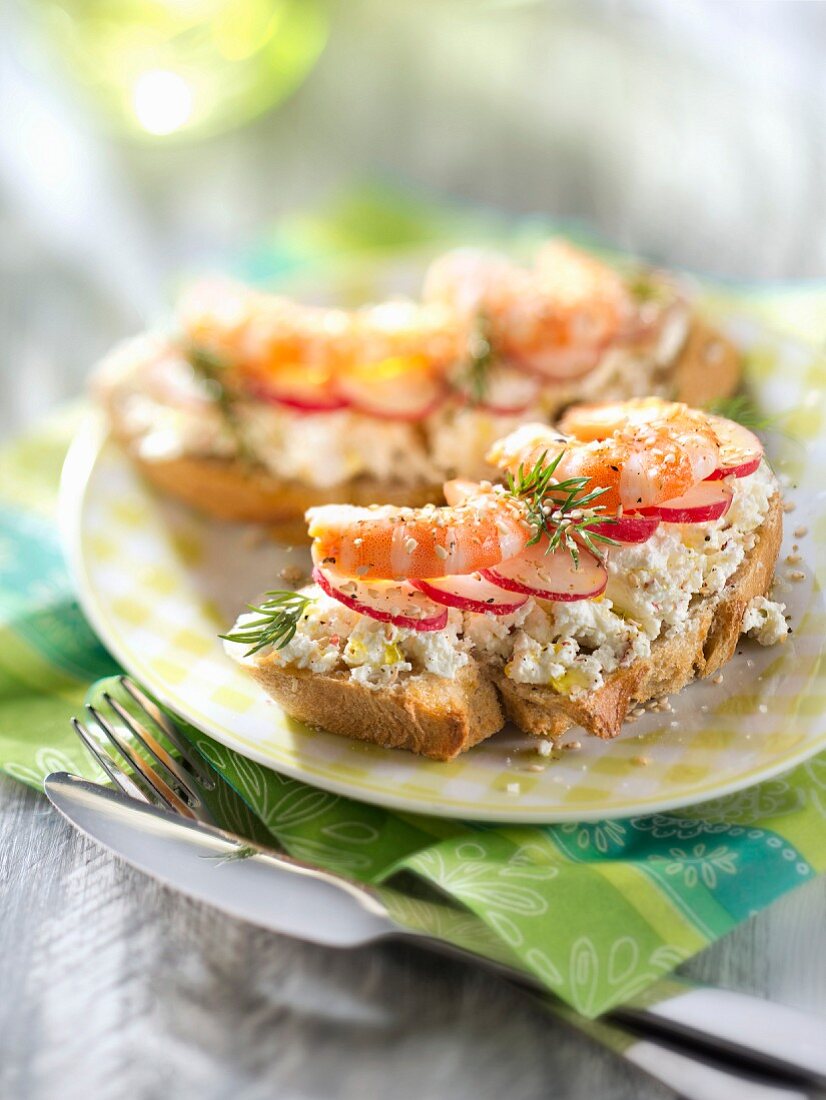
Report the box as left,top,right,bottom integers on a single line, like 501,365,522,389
86,704,198,821
119,677,215,789
72,717,149,802
102,691,202,806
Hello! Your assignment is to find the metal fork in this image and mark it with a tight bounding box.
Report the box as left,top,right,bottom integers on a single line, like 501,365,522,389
63,678,826,1100
72,676,221,825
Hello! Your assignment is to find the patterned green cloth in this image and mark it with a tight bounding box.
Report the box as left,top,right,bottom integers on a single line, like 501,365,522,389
3,188,826,1017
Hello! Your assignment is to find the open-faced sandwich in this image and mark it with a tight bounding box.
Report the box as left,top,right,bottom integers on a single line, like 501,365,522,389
223,398,789,760
95,242,740,540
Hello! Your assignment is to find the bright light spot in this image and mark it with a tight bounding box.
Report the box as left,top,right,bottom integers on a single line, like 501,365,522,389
132,70,193,135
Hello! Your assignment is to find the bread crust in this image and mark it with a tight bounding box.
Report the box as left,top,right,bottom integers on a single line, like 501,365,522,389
672,319,741,408
247,660,504,761
242,493,782,758
126,448,443,542
105,316,740,537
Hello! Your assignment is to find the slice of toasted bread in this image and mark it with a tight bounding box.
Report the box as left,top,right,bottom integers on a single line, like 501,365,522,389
671,318,741,408
240,493,782,757
246,660,503,761
126,449,443,542
491,492,782,741
103,316,740,538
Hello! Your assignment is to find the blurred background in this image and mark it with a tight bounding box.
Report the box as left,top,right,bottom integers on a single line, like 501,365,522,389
2,0,824,436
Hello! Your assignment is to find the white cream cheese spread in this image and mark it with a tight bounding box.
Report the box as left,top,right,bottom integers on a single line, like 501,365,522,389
226,463,782,698
225,597,469,690
742,595,789,646
97,299,688,491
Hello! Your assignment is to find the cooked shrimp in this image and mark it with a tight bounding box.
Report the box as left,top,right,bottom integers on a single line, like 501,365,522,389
423,240,633,379
177,280,462,384
559,397,710,441
307,497,530,581
488,408,720,512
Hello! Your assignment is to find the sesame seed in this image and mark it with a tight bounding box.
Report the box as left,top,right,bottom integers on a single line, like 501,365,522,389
704,340,725,364
404,537,418,554
785,553,801,565
782,500,796,513
278,565,306,585
758,704,768,714
562,740,581,751
536,739,554,757
793,526,808,538
711,673,724,685
790,570,806,582
631,755,651,766
434,544,448,560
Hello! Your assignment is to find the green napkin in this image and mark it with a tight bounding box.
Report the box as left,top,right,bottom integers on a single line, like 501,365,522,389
3,187,826,1017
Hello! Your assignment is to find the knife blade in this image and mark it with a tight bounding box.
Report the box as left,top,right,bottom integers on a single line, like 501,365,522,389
45,772,396,948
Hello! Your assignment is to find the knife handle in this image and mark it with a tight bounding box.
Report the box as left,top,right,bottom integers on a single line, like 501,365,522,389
620,1037,808,1100
535,994,809,1100
613,983,826,1089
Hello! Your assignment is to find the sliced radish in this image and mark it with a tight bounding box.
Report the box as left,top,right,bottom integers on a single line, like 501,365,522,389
335,362,446,421
511,344,604,382
586,513,660,544
412,574,528,616
705,414,763,480
246,369,347,414
463,366,540,415
635,480,733,524
706,455,761,481
313,566,447,632
481,539,607,602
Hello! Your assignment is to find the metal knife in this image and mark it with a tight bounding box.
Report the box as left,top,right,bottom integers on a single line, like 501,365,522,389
45,772,826,1098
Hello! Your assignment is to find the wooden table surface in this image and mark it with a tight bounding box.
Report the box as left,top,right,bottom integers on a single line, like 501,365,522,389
1,3,825,1096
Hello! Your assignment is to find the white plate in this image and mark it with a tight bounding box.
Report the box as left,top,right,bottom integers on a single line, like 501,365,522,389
61,319,826,822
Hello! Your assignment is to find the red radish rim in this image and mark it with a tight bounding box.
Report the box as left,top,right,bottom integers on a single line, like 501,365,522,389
706,456,761,481
312,566,447,632
705,415,763,480
335,388,447,422
246,379,349,414
635,484,733,524
586,513,660,544
411,578,527,617
480,561,607,603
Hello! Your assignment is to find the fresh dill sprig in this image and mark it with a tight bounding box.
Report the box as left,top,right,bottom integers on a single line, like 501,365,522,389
220,591,315,657
705,394,781,433
463,311,493,404
202,845,258,866
188,344,254,463
626,272,667,304
505,450,618,566
188,345,230,409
